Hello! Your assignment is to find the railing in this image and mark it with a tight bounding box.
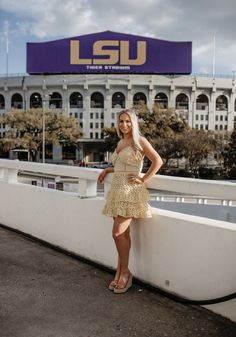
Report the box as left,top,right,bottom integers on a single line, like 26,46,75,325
0,159,235,200
0,158,236,322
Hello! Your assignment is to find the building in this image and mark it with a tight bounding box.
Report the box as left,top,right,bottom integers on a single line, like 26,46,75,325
0,31,235,162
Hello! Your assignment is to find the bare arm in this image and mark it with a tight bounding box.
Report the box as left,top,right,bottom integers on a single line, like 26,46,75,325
140,137,163,183
98,166,114,184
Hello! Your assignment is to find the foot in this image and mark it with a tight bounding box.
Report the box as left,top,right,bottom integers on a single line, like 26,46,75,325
108,270,120,291
114,272,132,294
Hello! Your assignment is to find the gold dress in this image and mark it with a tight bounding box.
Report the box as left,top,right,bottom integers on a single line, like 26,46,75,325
102,145,152,218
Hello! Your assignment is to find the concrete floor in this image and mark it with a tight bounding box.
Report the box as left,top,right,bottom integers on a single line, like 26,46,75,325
0,225,235,337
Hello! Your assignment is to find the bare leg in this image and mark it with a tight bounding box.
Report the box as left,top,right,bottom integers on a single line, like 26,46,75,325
109,257,121,290
112,216,132,290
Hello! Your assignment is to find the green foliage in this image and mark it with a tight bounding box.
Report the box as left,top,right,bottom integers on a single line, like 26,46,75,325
180,129,217,174
0,109,83,161
222,130,236,178
103,127,119,152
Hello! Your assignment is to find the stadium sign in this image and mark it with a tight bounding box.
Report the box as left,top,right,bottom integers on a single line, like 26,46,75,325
27,31,192,75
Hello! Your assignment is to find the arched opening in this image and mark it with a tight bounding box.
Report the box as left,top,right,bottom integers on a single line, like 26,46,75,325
70,92,83,108
216,95,228,111
91,92,104,108
112,92,125,108
176,93,189,110
0,94,5,109
196,94,209,110
11,93,23,109
49,92,62,109
30,92,42,108
133,92,147,105
154,93,168,109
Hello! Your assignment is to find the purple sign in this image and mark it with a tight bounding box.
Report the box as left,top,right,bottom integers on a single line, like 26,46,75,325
27,31,192,75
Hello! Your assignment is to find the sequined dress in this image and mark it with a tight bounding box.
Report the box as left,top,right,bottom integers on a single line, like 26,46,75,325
102,145,152,218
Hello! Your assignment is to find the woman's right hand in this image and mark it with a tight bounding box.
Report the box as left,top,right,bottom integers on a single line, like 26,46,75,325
98,168,108,184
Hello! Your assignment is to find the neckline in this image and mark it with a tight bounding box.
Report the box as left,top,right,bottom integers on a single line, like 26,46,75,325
115,145,132,155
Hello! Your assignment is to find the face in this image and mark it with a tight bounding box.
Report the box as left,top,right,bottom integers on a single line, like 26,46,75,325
119,113,132,136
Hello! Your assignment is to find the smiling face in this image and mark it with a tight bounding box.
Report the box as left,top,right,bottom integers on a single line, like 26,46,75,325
119,113,132,137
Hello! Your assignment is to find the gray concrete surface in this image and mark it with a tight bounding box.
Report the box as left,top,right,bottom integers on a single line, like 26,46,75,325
0,225,235,337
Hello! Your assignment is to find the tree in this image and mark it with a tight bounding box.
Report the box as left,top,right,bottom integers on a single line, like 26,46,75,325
180,129,217,175
0,109,83,161
102,103,189,170
222,130,236,178
103,127,119,152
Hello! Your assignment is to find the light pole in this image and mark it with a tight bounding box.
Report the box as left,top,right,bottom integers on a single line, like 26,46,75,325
42,98,46,163
41,93,51,163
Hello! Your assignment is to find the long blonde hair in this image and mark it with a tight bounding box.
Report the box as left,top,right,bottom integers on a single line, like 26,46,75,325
116,109,143,152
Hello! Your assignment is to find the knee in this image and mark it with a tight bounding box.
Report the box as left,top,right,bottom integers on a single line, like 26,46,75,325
112,230,125,241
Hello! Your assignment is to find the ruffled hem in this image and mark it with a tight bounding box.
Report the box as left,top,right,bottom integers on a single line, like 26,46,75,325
102,201,152,218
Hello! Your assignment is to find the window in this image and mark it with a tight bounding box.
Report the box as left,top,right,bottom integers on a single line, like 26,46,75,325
205,115,208,121
11,93,23,109
0,94,5,109
216,95,228,111
195,114,199,120
96,113,99,119
95,132,99,139
200,124,204,129
79,123,83,128
220,115,223,121
219,125,223,130
90,132,93,139
200,115,204,120
154,93,168,109
80,112,83,119
70,92,83,108
90,122,93,128
111,122,115,127
91,92,104,108
196,94,209,110
215,115,218,121
112,92,125,108
175,93,189,110
111,113,115,119
215,125,218,130
225,115,228,121
90,113,93,119
74,113,78,118
30,92,42,108
224,125,227,130
95,122,99,129
49,92,62,109
133,92,147,105
101,122,104,128
195,124,199,129
101,113,104,119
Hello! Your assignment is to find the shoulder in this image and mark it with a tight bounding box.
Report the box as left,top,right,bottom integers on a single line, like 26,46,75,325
139,136,152,150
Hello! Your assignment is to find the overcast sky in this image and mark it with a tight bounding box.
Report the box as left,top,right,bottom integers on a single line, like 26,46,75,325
0,0,236,76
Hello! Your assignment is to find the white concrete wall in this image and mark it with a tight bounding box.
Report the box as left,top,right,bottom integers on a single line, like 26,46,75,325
0,160,236,322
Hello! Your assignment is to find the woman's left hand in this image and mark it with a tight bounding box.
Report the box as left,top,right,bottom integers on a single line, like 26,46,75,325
127,174,144,184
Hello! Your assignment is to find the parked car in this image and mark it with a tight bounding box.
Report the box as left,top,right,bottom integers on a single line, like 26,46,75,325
92,161,113,169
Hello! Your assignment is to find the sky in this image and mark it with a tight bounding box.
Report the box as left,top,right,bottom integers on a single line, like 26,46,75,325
0,0,236,76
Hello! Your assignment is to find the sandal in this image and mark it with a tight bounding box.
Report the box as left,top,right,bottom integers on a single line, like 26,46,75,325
108,270,120,291
114,273,132,294
108,279,118,291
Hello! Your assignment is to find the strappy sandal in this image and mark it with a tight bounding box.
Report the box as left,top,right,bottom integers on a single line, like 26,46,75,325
108,279,118,291
114,273,133,294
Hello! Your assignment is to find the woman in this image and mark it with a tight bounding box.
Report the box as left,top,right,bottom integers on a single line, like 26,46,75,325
98,109,163,294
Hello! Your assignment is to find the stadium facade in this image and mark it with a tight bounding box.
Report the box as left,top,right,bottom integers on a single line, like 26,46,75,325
0,31,235,163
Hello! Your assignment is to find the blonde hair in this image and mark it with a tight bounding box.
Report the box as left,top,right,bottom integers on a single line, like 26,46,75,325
116,108,143,152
